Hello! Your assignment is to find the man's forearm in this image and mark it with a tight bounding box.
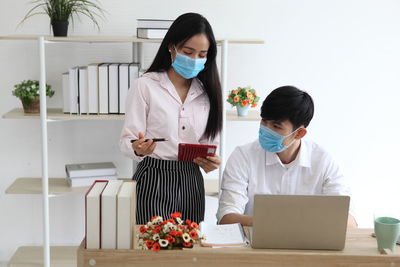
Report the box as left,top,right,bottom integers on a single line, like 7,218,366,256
219,213,253,226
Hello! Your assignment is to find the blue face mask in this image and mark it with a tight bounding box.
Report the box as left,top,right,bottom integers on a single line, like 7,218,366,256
171,51,207,79
259,124,298,153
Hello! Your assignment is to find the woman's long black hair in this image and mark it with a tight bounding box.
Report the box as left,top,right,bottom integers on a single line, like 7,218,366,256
146,12,222,141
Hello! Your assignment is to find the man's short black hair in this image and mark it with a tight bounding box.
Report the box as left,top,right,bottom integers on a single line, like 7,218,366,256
260,86,314,129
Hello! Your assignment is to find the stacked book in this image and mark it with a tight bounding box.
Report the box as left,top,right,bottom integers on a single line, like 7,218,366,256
86,180,137,249
66,162,118,187
136,19,174,39
62,62,140,115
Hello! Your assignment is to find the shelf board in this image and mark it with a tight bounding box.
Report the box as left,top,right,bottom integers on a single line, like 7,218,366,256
226,110,260,121
6,177,219,196
3,108,260,122
8,245,77,267
2,108,124,121
0,35,264,44
5,178,89,195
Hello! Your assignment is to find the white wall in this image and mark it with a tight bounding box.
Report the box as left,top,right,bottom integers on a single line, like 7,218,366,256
1,0,400,262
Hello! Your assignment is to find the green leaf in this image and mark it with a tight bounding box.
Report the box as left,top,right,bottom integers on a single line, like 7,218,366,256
18,0,106,29
12,80,55,101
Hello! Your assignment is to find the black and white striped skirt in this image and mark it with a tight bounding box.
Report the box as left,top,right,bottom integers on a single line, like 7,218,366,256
132,157,205,224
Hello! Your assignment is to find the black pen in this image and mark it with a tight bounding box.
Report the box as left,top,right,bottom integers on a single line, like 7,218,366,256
130,138,168,143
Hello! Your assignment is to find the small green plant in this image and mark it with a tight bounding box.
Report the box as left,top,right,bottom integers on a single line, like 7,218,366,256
19,0,105,29
12,80,54,106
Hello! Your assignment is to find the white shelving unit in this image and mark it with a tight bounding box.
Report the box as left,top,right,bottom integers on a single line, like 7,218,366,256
2,108,260,121
1,34,263,267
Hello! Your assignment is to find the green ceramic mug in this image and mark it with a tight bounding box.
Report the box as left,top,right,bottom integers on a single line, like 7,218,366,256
374,216,400,252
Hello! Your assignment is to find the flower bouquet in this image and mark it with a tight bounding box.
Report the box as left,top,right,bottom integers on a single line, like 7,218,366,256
138,212,203,252
227,86,260,117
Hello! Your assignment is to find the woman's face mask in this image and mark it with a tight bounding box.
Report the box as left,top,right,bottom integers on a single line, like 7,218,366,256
258,124,299,153
171,47,207,79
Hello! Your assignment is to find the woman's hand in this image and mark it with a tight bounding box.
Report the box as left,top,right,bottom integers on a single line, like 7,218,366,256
131,132,156,156
193,154,221,173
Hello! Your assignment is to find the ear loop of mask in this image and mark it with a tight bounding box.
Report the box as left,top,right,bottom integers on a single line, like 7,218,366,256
283,128,302,148
169,45,177,64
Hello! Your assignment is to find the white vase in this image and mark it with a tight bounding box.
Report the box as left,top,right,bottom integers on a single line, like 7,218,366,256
236,105,250,117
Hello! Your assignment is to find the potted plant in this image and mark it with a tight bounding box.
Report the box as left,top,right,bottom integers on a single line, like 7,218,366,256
12,80,54,113
227,86,260,117
19,0,105,36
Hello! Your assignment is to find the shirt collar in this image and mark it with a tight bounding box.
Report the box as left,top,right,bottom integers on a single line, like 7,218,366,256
159,71,204,104
296,140,311,168
264,140,311,168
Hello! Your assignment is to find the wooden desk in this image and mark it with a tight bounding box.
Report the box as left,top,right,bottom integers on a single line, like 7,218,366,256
77,229,400,267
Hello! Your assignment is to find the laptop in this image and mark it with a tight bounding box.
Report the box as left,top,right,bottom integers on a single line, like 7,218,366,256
251,194,350,250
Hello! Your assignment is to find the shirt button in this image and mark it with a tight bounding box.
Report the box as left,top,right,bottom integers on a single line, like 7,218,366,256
182,126,185,130
182,107,185,111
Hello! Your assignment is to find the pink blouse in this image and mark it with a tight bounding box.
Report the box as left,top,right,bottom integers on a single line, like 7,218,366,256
120,71,219,162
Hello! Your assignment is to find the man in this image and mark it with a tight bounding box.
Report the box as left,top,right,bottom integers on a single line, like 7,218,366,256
217,86,357,228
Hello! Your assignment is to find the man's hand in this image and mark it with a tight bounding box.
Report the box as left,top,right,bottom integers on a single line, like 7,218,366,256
193,154,221,173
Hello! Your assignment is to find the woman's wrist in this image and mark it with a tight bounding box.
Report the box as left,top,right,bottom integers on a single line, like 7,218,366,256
134,150,145,157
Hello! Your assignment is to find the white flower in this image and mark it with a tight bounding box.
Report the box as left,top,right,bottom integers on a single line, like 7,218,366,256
159,239,169,247
151,216,162,223
163,222,175,232
152,233,160,241
138,239,146,250
176,217,183,224
146,221,153,227
163,225,170,233
182,233,191,243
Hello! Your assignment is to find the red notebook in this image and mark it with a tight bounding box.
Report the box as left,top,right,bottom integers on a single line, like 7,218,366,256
178,143,217,162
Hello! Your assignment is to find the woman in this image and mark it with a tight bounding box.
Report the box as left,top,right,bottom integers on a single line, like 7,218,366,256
120,13,223,224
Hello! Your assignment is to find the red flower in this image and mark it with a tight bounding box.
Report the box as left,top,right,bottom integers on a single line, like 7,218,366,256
176,231,183,237
150,215,159,221
170,212,182,219
139,225,147,234
183,242,192,248
185,219,192,225
190,222,199,229
189,230,198,239
166,235,176,244
152,242,160,252
169,230,178,237
167,219,175,224
251,103,257,108
146,240,154,249
153,226,161,234
178,225,185,230
241,100,249,106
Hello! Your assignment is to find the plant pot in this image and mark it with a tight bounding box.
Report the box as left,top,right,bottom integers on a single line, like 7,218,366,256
51,20,69,37
236,105,250,117
22,98,40,113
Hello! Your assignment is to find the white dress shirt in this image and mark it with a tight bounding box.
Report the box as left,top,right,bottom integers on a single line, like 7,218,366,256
217,139,354,222
120,71,218,162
